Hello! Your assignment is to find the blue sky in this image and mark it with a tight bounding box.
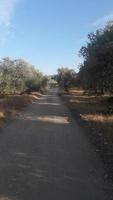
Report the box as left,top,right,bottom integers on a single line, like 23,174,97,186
0,0,113,75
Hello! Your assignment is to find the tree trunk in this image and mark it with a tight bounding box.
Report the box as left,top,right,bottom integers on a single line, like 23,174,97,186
100,88,104,95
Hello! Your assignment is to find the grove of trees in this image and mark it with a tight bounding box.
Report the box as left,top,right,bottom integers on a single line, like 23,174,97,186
56,22,113,95
0,57,48,95
78,21,113,94
56,67,77,91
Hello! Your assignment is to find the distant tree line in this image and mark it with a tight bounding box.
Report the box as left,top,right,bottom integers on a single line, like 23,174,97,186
0,57,48,95
56,67,77,91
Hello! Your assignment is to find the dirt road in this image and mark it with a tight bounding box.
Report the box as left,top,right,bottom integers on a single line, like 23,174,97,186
0,89,112,200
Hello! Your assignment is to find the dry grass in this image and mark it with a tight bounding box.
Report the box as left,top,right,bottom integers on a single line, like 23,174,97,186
0,92,41,123
68,88,113,140
81,114,113,123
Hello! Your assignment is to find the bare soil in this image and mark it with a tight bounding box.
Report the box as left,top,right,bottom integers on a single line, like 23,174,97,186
0,89,112,199
60,88,113,181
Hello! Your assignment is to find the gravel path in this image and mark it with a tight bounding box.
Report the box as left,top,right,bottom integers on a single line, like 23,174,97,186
0,89,112,200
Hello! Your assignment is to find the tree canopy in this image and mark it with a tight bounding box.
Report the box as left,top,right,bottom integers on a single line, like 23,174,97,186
0,57,48,95
57,67,77,90
78,21,113,94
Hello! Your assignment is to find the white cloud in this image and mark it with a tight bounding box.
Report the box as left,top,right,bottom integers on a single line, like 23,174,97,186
0,0,18,46
91,12,113,27
0,0,18,26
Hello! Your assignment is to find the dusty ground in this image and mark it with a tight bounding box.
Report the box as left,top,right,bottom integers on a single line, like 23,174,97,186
60,88,113,181
0,89,112,200
0,92,41,122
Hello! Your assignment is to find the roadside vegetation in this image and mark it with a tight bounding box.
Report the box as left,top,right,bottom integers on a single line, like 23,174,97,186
56,21,113,139
78,21,113,95
56,67,77,91
55,22,113,177
68,88,113,140
0,57,48,122
0,57,48,95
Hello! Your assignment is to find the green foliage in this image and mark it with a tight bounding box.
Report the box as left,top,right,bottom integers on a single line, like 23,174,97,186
0,57,47,95
48,76,58,88
57,67,77,90
78,21,113,94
